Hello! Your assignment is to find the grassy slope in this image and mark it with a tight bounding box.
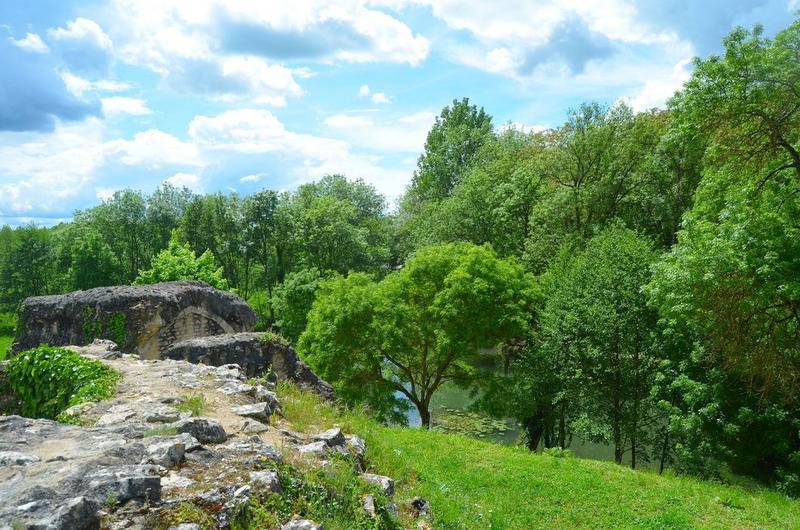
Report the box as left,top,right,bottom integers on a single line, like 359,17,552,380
0,334,11,360
277,384,800,530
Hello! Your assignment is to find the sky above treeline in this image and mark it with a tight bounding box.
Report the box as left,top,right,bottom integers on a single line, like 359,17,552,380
0,1,796,225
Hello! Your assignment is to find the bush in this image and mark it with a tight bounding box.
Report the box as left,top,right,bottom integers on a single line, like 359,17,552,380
3,345,119,419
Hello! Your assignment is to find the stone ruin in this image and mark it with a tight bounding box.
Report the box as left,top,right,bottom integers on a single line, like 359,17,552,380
11,280,333,398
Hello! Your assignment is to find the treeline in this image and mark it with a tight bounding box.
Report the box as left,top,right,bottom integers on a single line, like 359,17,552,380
1,20,799,495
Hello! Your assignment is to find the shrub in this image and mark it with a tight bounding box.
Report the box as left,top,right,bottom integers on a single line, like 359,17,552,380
3,345,119,419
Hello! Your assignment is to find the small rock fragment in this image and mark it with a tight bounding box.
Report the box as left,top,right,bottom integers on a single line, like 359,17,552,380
231,402,274,422
362,473,394,497
296,441,328,457
313,427,344,447
249,470,281,492
281,517,323,530
242,418,268,434
174,417,227,444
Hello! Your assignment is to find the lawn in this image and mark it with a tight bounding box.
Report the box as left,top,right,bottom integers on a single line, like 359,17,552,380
276,383,800,530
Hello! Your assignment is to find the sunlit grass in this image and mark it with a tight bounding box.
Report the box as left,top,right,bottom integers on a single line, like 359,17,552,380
276,383,800,530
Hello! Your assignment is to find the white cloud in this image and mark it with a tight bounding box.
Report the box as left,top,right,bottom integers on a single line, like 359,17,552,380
165,172,202,191
108,0,429,102
61,72,131,97
0,119,105,215
9,33,49,54
371,92,390,104
240,173,264,183
95,187,117,201
359,84,370,96
101,97,152,116
189,109,346,157
48,17,113,52
626,58,692,111
105,129,201,167
323,110,435,152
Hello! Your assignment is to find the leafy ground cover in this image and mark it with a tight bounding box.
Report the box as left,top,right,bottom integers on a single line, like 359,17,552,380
276,383,800,530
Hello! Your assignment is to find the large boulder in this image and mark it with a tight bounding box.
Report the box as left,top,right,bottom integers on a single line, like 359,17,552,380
12,281,256,359
166,333,335,399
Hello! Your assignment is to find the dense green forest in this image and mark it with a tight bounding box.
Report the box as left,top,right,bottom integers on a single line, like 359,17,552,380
2,20,800,496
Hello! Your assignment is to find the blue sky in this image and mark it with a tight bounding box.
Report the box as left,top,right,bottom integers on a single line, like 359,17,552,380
0,0,796,225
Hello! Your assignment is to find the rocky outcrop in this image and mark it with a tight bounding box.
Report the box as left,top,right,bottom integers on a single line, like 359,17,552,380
0,349,371,529
12,281,256,359
166,332,335,399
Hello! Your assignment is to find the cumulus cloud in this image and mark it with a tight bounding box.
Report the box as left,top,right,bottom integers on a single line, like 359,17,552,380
165,172,202,191
0,39,101,132
104,129,201,167
108,0,428,102
9,33,49,54
358,84,371,96
323,110,434,152
0,119,104,217
240,173,264,183
371,92,390,103
101,97,152,116
48,17,114,76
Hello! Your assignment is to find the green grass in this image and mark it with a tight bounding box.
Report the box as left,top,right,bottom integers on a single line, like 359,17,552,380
276,382,800,530
0,334,12,361
176,394,207,416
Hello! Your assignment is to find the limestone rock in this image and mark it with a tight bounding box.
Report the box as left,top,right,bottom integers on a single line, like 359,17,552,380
232,402,275,422
12,281,256,359
166,332,335,399
297,441,328,457
84,464,161,504
249,470,281,492
362,473,394,497
143,436,186,468
242,418,268,434
282,518,323,530
313,427,344,448
174,417,227,444
0,450,39,466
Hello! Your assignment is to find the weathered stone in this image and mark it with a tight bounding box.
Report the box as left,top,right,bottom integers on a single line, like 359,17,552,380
143,404,180,423
0,450,39,466
174,417,227,444
345,435,366,458
297,441,328,457
25,496,101,530
232,402,274,422
242,418,268,434
168,524,201,530
249,470,281,492
313,427,344,447
143,436,186,468
362,473,394,497
409,496,431,519
166,332,335,399
363,493,377,517
96,405,137,426
12,281,256,359
217,380,254,396
162,473,195,490
281,518,323,530
84,464,161,504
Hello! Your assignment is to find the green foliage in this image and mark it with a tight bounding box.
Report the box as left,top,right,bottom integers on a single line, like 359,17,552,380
270,267,324,343
176,394,207,417
69,231,122,290
107,312,127,346
155,501,216,530
406,97,493,207
300,242,537,426
542,447,574,458
134,231,229,290
82,307,102,344
259,330,290,348
4,345,119,419
232,458,401,530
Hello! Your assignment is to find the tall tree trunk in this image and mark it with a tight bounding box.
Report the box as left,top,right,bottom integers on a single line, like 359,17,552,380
419,405,431,429
659,430,670,475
